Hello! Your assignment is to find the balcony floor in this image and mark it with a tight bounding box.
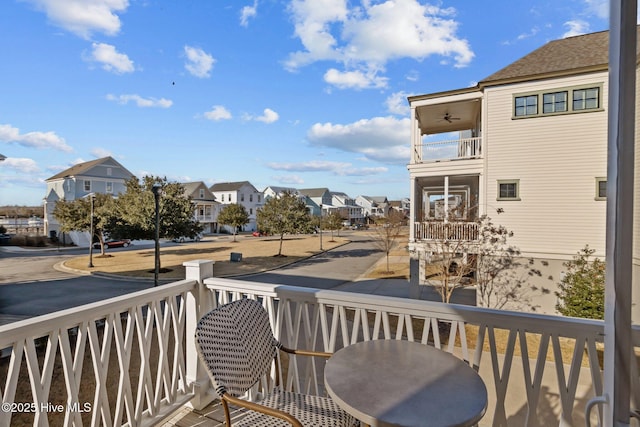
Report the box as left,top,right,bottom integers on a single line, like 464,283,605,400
162,400,248,427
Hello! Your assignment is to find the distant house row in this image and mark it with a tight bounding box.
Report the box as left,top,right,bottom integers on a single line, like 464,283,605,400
42,156,409,238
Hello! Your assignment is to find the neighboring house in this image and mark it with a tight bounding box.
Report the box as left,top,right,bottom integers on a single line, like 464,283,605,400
209,181,261,232
262,186,321,216
181,182,220,234
262,186,300,200
355,195,390,220
43,156,135,245
407,29,640,314
298,188,334,217
330,192,364,225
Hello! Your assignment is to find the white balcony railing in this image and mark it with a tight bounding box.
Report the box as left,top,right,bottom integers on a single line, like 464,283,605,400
1,260,638,426
415,221,480,241
413,136,482,163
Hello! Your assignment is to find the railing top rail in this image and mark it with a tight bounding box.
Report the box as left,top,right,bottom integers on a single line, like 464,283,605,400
0,279,197,347
420,136,482,146
204,278,608,339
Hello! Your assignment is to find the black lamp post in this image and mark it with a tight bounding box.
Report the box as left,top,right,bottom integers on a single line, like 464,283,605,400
319,204,323,251
152,183,162,287
86,193,95,268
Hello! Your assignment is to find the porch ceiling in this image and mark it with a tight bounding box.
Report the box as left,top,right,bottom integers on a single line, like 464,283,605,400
415,99,481,135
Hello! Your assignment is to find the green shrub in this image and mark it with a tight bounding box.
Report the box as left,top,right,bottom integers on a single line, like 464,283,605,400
555,245,605,319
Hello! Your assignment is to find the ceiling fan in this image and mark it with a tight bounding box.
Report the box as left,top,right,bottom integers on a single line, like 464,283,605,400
441,112,461,123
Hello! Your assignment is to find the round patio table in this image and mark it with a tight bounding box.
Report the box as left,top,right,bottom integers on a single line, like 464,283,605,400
324,339,487,427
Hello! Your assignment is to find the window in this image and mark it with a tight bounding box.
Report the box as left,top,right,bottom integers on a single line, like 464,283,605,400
107,167,112,176
84,180,91,191
497,180,520,201
249,208,253,215
199,189,205,199
240,193,244,202
573,87,600,110
514,95,538,117
514,84,602,118
228,193,231,201
258,195,261,203
249,194,253,202
595,177,607,200
106,182,113,193
221,194,224,202
543,91,568,113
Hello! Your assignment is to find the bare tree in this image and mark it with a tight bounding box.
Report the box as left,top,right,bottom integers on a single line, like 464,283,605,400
423,210,549,308
371,210,406,274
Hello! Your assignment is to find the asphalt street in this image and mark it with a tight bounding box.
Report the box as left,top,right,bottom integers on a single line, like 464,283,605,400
0,232,475,325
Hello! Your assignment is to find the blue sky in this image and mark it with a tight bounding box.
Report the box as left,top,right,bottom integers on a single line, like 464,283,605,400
0,0,609,206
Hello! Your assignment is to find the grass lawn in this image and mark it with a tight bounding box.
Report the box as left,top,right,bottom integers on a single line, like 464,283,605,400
64,233,351,279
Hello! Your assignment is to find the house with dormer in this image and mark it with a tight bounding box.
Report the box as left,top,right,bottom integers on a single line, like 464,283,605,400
181,182,220,234
43,156,134,241
408,29,640,314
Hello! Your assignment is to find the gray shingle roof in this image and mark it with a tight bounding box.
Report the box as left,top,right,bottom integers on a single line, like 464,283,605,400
209,181,252,192
480,28,640,85
46,156,132,181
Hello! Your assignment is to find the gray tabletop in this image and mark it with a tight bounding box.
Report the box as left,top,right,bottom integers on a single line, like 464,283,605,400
324,339,488,427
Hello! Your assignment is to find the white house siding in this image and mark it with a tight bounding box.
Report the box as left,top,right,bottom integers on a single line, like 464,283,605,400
483,73,609,260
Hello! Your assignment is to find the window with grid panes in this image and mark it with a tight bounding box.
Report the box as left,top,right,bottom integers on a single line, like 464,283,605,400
514,95,538,116
543,91,568,113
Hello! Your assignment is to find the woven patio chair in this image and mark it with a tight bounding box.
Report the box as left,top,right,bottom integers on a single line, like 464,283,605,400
195,298,355,427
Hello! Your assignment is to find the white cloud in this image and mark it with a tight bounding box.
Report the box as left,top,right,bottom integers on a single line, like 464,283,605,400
307,116,410,164
584,0,609,20
1,157,40,173
90,147,112,158
106,94,172,108
184,46,215,78
267,160,387,176
385,91,410,116
240,1,258,27
273,174,305,185
563,20,590,38
204,105,232,121
89,42,135,74
24,0,128,39
248,108,279,123
323,68,388,89
0,124,73,152
285,0,474,89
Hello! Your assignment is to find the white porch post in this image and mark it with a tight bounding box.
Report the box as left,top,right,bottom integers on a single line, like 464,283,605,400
410,106,421,163
444,176,449,222
604,1,637,426
184,260,216,410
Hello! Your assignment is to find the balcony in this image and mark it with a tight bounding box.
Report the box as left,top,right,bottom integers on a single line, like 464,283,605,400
414,221,480,241
0,260,628,426
412,136,482,164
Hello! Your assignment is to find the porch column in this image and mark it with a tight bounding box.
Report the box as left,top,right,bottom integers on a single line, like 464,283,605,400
409,178,416,242
444,176,449,223
410,106,421,163
184,260,216,410
604,1,636,426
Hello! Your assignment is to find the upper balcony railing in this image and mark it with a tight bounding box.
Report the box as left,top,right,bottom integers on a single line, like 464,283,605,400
413,136,482,164
415,221,480,241
1,261,637,426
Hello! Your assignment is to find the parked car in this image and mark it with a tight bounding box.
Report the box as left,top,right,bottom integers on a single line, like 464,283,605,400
93,239,131,249
172,234,202,243
252,231,269,237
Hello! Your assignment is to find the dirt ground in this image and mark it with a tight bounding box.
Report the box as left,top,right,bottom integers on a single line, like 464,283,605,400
63,230,410,280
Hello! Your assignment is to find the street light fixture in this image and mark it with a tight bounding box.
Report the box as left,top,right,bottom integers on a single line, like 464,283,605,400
84,193,96,268
152,183,162,287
